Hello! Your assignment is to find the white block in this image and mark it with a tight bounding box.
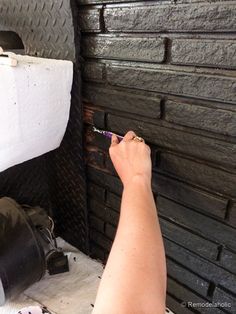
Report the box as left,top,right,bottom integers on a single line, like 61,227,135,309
0,54,73,172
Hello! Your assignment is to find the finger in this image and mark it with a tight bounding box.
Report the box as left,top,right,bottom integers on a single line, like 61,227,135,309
110,133,119,147
123,130,136,142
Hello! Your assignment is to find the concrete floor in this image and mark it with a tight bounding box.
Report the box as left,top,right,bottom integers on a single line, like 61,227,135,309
1,238,174,314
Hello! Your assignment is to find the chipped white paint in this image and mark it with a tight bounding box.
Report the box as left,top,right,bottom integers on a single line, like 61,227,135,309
0,53,73,172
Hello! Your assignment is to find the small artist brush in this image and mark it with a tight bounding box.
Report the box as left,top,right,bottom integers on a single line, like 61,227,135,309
93,126,124,142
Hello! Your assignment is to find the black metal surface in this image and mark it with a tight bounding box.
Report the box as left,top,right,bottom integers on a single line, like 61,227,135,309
0,0,88,252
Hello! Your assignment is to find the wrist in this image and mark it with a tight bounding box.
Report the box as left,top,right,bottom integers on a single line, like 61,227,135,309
124,174,152,189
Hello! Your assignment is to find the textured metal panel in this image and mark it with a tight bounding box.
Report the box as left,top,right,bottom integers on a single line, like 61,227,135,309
0,0,75,60
0,0,89,252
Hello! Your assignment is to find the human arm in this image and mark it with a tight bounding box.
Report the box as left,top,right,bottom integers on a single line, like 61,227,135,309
92,131,167,314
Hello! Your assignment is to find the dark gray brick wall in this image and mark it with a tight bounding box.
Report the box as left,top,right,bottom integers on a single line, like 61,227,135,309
78,0,236,312
78,9,101,32
84,84,161,118
165,100,236,136
107,114,236,168
171,39,236,68
106,64,236,103
82,35,166,62
103,2,236,33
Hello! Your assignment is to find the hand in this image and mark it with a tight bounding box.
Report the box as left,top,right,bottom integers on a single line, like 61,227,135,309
109,131,152,187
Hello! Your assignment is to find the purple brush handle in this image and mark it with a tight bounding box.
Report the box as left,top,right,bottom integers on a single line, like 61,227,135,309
103,131,124,141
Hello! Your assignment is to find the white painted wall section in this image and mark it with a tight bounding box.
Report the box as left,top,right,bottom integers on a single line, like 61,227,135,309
0,53,73,172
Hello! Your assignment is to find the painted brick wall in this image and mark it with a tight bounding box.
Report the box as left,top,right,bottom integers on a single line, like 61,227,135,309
77,0,236,312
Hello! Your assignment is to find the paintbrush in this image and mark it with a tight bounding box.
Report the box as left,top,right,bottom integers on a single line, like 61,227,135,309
93,126,124,142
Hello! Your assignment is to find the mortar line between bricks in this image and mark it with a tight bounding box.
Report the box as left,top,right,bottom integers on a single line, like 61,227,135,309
82,30,236,36
83,57,236,77
81,32,236,40
83,57,236,73
225,200,234,221
77,0,174,9
99,5,106,32
216,245,224,261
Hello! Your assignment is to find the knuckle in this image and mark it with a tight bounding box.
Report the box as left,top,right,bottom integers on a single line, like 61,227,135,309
127,130,135,136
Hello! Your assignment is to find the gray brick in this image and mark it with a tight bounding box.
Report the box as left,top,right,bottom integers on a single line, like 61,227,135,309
78,9,101,32
82,36,165,62
159,197,236,250
90,214,105,233
172,39,236,68
220,248,236,274
83,84,161,118
153,173,228,219
167,258,209,297
159,152,236,197
165,100,236,136
86,125,111,151
105,223,117,240
106,192,121,212
88,166,123,195
107,114,236,168
164,238,236,295
212,287,236,313
107,64,236,103
160,218,218,260
86,148,105,168
89,198,120,226
90,243,105,261
105,154,116,175
88,182,106,202
83,62,104,82
104,3,236,32
90,229,112,252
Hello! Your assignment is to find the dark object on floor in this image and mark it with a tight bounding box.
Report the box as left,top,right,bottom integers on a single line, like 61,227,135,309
47,251,69,275
0,197,69,306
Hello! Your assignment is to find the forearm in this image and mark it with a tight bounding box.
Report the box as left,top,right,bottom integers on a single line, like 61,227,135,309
93,175,166,314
